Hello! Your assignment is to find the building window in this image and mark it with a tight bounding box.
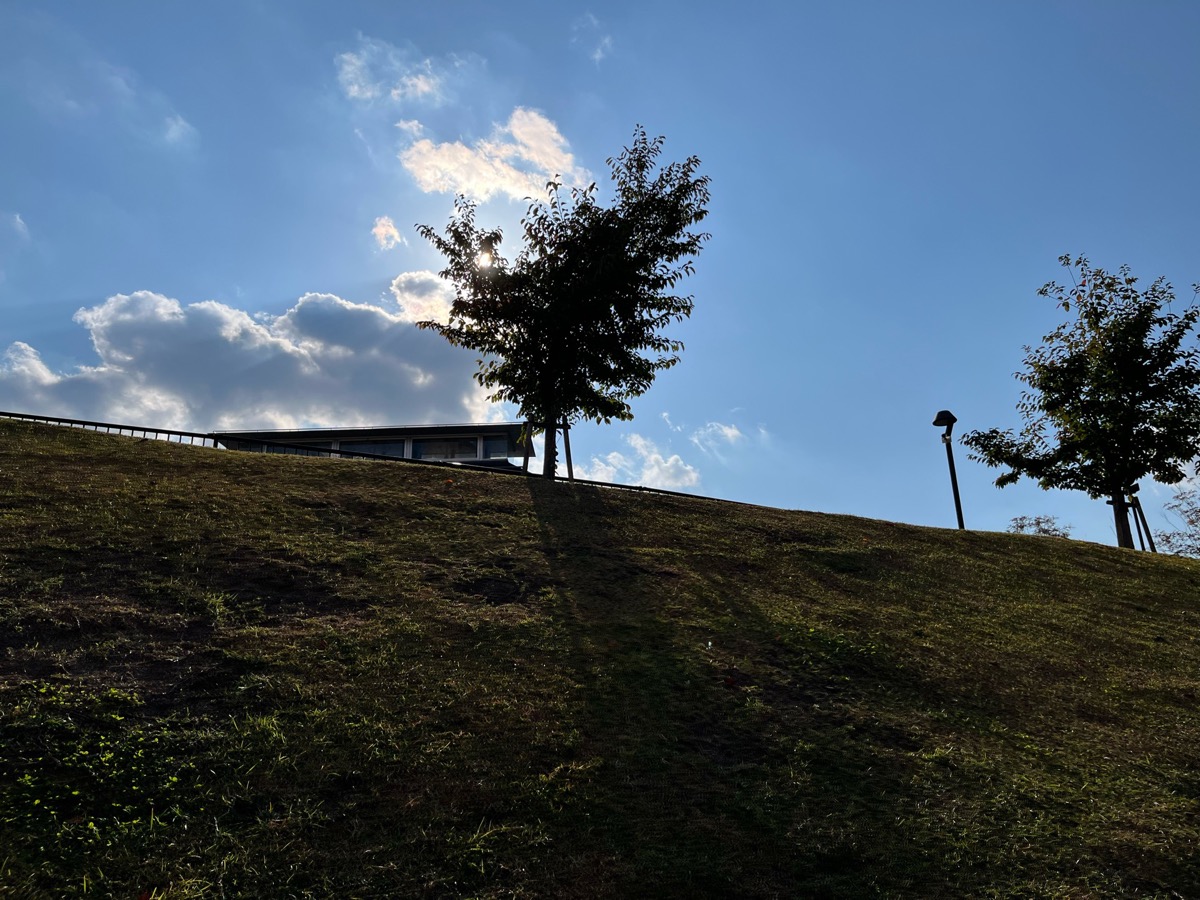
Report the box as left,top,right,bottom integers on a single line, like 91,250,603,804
340,441,407,458
272,444,330,456
483,435,510,459
292,442,333,456
411,437,479,460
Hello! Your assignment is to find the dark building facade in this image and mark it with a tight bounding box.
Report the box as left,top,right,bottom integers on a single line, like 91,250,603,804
212,422,531,467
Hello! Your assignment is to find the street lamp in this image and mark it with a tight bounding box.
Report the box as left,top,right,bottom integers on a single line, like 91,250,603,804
932,410,965,530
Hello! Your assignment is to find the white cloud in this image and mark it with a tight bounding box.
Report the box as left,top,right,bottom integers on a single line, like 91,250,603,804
496,108,580,177
336,50,381,100
0,213,32,282
401,137,541,201
372,215,406,250
3,342,56,386
389,271,453,325
629,434,700,489
572,13,614,64
592,36,613,63
576,433,700,490
333,38,582,204
163,114,197,145
401,107,590,202
691,421,745,458
391,64,441,102
0,289,493,431
336,37,447,106
576,449,629,483
687,420,771,466
98,64,195,147
100,63,138,105
12,31,197,150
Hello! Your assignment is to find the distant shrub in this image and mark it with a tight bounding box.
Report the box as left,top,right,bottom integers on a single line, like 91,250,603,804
1157,488,1200,557
1008,515,1072,538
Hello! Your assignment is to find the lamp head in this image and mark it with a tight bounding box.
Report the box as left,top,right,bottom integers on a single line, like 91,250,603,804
932,409,957,438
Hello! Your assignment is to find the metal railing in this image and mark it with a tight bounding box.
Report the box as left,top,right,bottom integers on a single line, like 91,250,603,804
0,409,219,446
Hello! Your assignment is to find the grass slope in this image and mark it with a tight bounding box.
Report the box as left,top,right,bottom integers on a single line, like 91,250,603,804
1,419,1198,898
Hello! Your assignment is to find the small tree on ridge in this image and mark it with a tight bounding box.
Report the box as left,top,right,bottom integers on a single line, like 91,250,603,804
416,128,710,479
963,255,1200,548
1008,515,1072,538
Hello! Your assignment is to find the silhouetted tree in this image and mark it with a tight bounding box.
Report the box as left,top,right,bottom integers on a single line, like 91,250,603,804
417,128,710,479
963,255,1200,549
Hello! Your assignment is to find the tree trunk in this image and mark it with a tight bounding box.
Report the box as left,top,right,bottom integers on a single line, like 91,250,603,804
541,401,559,480
1110,491,1135,549
542,426,559,479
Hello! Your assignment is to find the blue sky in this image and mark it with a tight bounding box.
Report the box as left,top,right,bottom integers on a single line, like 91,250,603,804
2,2,1199,547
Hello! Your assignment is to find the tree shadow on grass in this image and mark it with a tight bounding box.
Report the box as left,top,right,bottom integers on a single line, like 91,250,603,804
523,480,968,898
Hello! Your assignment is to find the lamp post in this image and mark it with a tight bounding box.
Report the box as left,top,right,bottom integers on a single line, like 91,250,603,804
932,410,965,530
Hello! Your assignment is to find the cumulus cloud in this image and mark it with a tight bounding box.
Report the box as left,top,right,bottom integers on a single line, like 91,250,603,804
388,271,453,325
0,290,493,430
576,433,700,490
333,37,583,204
576,448,626,483
401,107,589,202
3,342,57,387
372,215,406,250
336,37,448,105
11,213,30,241
629,434,700,489
401,137,539,201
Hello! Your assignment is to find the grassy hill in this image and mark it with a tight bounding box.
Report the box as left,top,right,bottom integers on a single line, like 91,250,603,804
1,418,1198,898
